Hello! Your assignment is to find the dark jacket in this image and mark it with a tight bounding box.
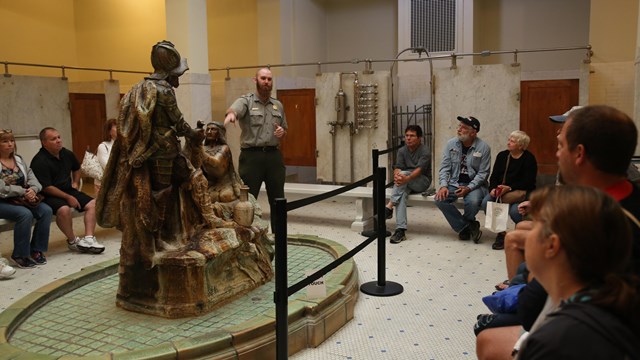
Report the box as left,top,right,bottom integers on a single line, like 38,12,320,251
518,302,640,359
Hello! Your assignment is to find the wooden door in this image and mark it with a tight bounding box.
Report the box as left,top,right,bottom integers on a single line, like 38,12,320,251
520,80,579,175
277,89,317,166
69,93,107,162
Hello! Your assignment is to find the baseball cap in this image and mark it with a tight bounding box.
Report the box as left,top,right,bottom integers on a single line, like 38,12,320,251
457,116,480,132
549,106,583,123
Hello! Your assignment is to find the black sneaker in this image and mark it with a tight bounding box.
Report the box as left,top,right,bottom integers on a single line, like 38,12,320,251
385,207,393,220
390,228,406,244
470,220,482,244
31,251,47,265
492,232,506,250
458,226,471,240
11,256,37,269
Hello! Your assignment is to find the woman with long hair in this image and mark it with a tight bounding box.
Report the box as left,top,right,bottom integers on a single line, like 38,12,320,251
0,129,52,270
517,185,640,358
95,118,117,193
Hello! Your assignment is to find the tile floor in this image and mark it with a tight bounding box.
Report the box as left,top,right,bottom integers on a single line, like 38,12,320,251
0,192,508,359
6,245,337,358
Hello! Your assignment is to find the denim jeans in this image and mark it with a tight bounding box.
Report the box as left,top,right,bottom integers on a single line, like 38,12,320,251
0,201,52,257
389,171,431,230
435,184,487,233
480,193,524,225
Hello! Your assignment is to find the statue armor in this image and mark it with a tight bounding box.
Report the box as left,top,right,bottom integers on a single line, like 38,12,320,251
149,40,189,80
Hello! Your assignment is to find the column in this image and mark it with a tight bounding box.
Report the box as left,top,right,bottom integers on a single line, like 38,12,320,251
165,0,211,126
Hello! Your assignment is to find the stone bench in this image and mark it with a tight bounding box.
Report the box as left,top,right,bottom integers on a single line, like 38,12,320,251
260,183,440,232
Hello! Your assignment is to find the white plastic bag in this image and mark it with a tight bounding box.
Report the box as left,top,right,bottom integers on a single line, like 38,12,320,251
485,201,509,233
81,150,103,180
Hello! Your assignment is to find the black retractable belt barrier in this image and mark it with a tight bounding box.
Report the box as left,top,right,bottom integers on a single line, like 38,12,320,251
361,145,402,238
359,167,404,296
274,198,288,360
274,164,403,359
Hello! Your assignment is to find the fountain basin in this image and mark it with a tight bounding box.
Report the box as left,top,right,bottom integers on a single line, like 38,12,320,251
0,235,358,359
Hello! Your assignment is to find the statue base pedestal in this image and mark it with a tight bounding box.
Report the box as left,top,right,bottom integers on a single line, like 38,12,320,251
116,227,274,318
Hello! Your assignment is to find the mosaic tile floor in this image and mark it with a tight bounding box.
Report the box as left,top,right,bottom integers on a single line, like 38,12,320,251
0,193,507,359
7,245,334,357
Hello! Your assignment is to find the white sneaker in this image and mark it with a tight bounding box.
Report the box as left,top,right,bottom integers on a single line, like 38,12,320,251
67,237,82,252
0,263,16,279
77,236,105,254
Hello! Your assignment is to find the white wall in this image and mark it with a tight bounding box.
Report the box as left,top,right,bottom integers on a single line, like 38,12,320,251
396,0,475,110
323,0,397,73
279,0,327,79
395,0,590,110
474,0,590,72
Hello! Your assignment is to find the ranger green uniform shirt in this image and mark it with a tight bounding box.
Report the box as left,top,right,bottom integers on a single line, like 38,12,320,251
228,93,288,148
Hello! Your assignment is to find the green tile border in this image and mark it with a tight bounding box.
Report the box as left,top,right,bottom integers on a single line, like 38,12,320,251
0,235,359,360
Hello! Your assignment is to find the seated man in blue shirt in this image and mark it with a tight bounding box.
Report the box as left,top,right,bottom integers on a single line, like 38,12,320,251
384,125,431,244
434,116,491,243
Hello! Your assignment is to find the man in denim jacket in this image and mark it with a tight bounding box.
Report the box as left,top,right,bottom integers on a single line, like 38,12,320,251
434,116,491,243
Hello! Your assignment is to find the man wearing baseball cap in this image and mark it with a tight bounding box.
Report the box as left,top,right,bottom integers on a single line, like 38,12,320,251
434,116,491,243
549,105,583,123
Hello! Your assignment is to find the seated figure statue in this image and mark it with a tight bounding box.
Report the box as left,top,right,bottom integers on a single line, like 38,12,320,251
196,121,243,203
185,121,266,228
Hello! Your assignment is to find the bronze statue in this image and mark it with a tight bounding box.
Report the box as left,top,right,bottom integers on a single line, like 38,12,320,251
188,121,242,203
97,40,226,267
96,41,273,318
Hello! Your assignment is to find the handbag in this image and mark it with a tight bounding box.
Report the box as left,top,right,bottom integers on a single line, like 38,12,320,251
8,193,44,208
498,155,527,204
482,283,526,314
81,149,103,180
501,190,526,204
485,199,510,233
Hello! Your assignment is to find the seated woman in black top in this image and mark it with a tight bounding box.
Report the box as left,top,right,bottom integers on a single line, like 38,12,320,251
481,130,537,250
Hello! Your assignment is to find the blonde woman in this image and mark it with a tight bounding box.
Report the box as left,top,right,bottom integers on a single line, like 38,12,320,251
481,130,537,250
0,129,52,270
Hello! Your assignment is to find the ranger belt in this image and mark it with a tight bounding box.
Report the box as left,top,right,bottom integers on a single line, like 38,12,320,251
241,146,278,152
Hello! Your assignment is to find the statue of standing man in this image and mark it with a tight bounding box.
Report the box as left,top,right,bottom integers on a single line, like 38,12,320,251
97,40,224,271
97,41,273,318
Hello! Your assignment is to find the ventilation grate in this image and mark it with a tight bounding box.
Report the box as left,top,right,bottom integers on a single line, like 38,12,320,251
411,0,456,53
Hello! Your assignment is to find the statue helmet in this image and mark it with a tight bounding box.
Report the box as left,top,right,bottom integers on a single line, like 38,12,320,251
150,40,189,79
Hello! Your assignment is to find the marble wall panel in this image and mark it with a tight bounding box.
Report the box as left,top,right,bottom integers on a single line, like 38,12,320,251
433,65,521,180
315,71,390,184
0,75,71,162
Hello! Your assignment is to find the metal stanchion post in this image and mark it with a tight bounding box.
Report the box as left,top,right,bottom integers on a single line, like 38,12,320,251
274,198,288,360
362,149,390,238
360,167,404,296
